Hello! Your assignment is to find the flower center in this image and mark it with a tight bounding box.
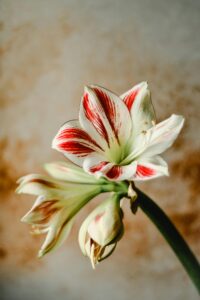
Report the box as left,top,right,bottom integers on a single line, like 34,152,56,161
103,139,132,165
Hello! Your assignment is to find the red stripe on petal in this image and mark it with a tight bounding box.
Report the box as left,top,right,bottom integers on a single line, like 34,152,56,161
106,166,122,179
95,212,105,223
33,201,60,224
93,88,119,141
57,128,102,150
136,165,155,177
83,93,110,146
58,141,94,157
29,179,57,188
124,88,139,111
90,161,108,173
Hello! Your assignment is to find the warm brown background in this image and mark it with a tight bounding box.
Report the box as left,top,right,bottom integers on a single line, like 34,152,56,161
0,0,200,299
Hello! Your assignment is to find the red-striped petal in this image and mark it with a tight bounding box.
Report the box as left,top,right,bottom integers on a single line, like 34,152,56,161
89,161,109,173
56,127,101,150
106,166,122,180
92,87,119,142
104,161,137,181
52,120,103,166
82,92,110,145
123,87,140,111
133,156,169,181
83,153,113,177
136,165,155,177
84,159,137,181
121,82,156,135
79,85,132,152
58,141,94,156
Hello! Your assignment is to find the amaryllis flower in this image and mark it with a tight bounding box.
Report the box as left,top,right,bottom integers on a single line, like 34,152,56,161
16,82,200,290
52,82,184,181
79,194,124,268
16,161,115,257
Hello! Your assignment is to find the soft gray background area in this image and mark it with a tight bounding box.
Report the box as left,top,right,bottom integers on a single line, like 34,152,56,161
0,0,200,299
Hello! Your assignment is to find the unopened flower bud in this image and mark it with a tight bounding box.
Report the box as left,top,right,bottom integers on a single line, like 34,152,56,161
79,194,124,268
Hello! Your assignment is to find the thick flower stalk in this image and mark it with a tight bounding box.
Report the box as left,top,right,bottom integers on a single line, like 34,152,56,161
52,82,184,181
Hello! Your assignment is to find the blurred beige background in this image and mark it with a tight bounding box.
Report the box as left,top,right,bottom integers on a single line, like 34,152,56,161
0,0,200,299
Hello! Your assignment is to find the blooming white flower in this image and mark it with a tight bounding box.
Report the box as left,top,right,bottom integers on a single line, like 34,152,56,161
16,161,110,257
17,82,186,268
52,82,184,181
79,194,124,268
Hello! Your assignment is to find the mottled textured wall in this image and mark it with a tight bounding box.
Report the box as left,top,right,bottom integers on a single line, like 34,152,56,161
0,0,200,299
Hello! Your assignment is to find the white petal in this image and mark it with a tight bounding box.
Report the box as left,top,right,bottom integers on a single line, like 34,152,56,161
83,152,113,178
78,215,92,256
87,196,123,246
38,215,74,257
16,174,102,201
52,120,103,166
21,195,48,224
133,156,169,181
79,85,132,152
44,161,101,184
16,174,77,199
83,153,138,182
141,114,185,157
121,82,156,135
104,161,137,181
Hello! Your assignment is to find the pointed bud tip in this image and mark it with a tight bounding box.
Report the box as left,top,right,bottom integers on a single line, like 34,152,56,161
16,178,22,184
38,250,45,259
20,213,31,223
20,216,27,223
15,186,22,194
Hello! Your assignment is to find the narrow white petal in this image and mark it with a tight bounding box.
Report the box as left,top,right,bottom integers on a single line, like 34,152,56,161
38,216,74,257
21,195,47,224
16,174,72,198
141,114,185,157
16,174,102,201
78,217,91,256
45,161,101,184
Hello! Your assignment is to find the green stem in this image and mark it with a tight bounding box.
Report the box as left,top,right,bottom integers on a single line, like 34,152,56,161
134,187,200,293
102,181,128,194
